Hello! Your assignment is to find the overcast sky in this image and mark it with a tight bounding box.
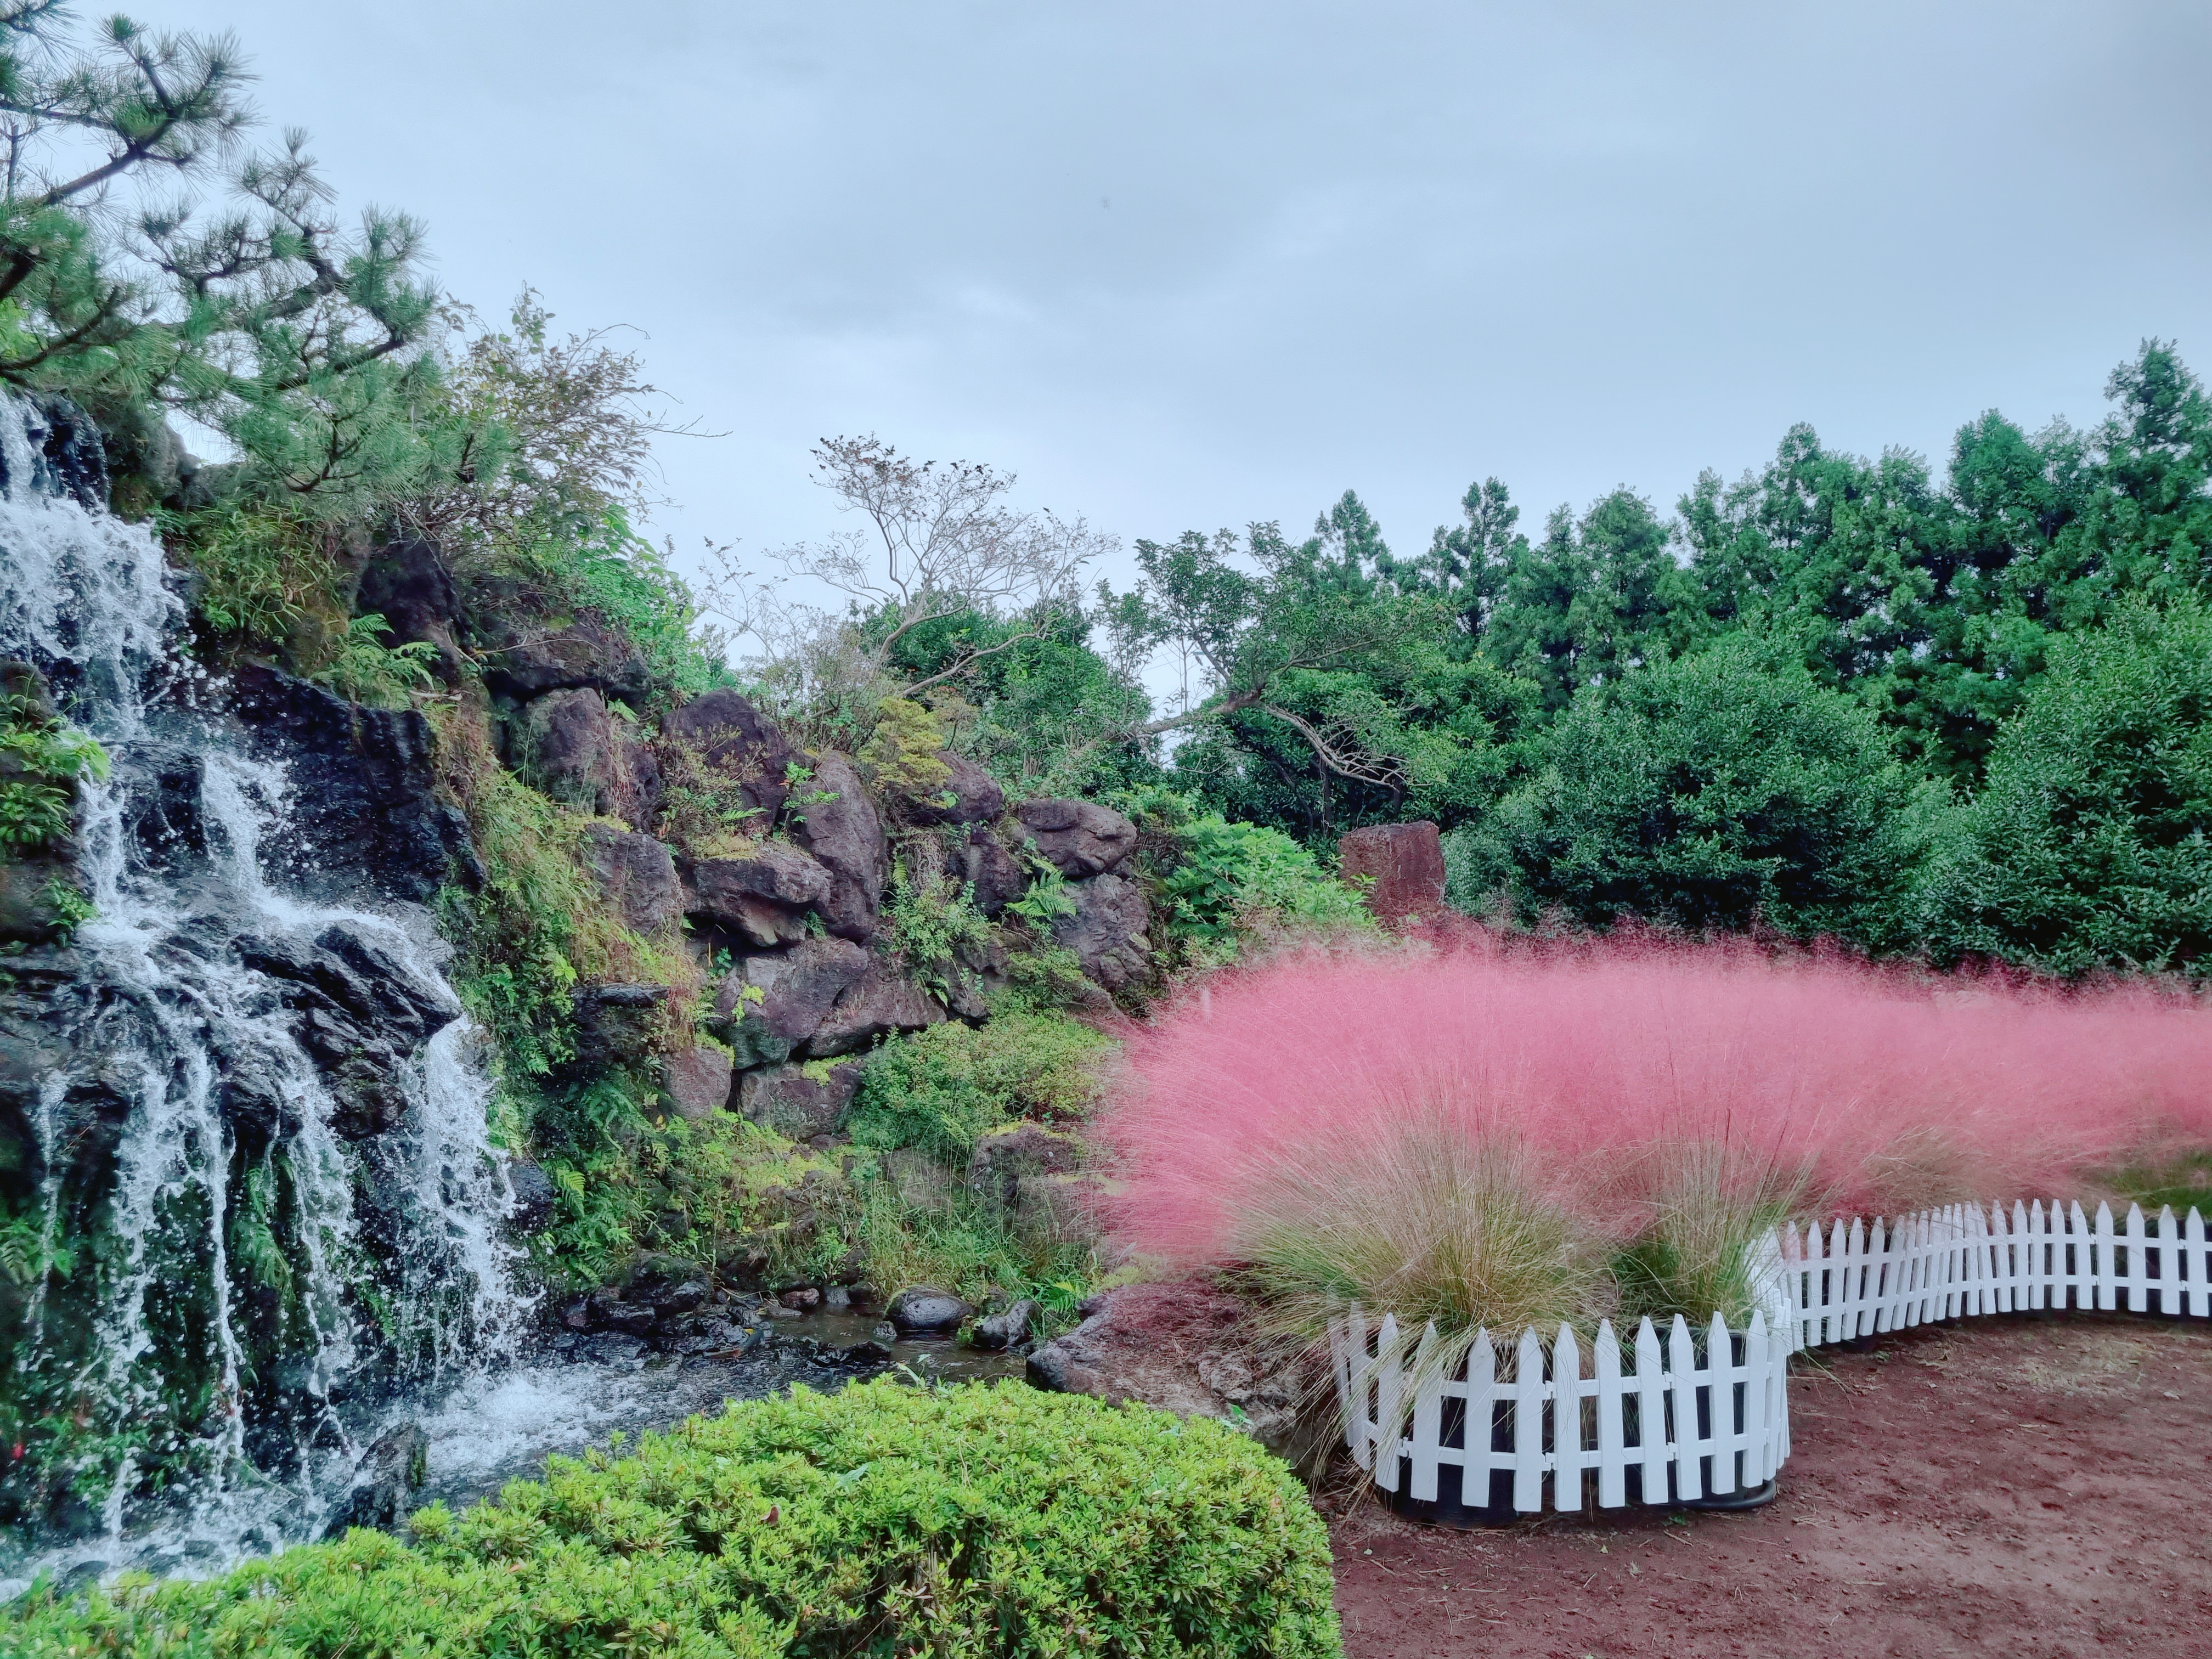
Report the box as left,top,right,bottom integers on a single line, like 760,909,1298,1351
151,1,2212,611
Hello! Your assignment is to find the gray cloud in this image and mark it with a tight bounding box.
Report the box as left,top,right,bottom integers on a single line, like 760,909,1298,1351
151,1,2212,600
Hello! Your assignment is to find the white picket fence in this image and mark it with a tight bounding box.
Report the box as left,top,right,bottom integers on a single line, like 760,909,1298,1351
1329,1199,2210,1520
1781,1199,2212,1346
1327,1306,1791,1516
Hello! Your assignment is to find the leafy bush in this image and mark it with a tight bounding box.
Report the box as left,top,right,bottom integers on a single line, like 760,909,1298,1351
1155,813,1374,952
311,613,441,709
1914,596,2212,979
8,1381,1342,1659
844,1175,1100,1321
845,1010,1111,1164
1454,640,1934,945
163,501,349,663
879,865,992,1005
0,689,106,853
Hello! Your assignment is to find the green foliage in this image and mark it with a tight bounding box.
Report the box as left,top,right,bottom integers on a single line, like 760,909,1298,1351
0,690,106,853
1154,811,1375,951
6,1380,1342,1659
162,501,348,661
845,1011,1111,1164
1914,596,2212,978
856,695,952,802
845,1176,1103,1322
310,613,439,709
1454,639,1934,944
537,510,732,708
879,864,991,1005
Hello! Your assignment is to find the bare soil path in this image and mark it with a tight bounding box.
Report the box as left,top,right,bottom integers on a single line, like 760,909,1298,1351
1326,1314,2212,1657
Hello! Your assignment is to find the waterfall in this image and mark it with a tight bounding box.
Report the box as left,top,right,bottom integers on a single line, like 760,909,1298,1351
0,396,524,1592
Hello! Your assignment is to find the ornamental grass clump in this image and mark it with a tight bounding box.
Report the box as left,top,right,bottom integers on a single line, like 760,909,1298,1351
1098,938,2212,1343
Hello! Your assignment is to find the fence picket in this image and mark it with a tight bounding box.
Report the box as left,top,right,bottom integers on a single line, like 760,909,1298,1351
1633,1317,1667,1502
1372,1314,1402,1492
1407,1322,1444,1502
1667,1315,1701,1503
1594,1319,1627,1508
1512,1327,1547,1512
2191,1210,2210,1318
1555,1322,1589,1511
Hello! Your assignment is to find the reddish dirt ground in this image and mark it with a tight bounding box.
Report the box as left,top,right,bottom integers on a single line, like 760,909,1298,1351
1325,1314,2212,1657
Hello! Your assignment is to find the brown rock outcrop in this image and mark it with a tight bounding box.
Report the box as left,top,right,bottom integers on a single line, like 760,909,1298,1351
1338,820,1446,922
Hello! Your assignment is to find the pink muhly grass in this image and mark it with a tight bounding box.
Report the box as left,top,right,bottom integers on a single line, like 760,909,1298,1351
1094,939,2212,1330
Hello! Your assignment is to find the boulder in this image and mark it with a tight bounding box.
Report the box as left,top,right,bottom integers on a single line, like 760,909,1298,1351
686,840,833,949
715,936,872,1067
887,1286,970,1334
505,1160,557,1232
323,1422,427,1538
804,958,944,1057
480,614,650,704
569,982,669,1075
787,753,889,942
1338,821,1447,923
227,664,477,905
517,686,619,810
353,538,461,680
1013,798,1137,878
234,924,460,1139
969,1298,1041,1351
1050,872,1151,992
962,828,1030,917
1025,1282,1333,1478
663,1043,734,1122
738,1059,865,1140
582,823,682,935
903,753,1006,826
662,689,794,825
967,1122,1085,1214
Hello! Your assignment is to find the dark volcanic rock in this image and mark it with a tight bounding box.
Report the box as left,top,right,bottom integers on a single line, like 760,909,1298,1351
353,538,461,679
803,958,944,1057
479,614,650,704
516,687,624,814
1050,872,1151,992
582,823,682,935
962,827,1030,916
902,753,1005,826
662,689,794,825
1025,1282,1333,1477
787,753,888,942
969,1298,1041,1351
1338,821,1447,922
1013,798,1138,878
715,936,871,1067
234,924,460,1138
227,663,477,905
967,1122,1085,1214
887,1286,970,1334
738,1059,865,1140
505,1160,557,1232
663,1043,735,1122
324,1423,427,1538
686,840,834,948
570,982,669,1074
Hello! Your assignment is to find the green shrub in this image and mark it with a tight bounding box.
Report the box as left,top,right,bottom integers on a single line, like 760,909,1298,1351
7,1381,1342,1659
844,1011,1111,1164
1457,639,1933,945
1914,596,2212,978
1156,814,1374,951
311,613,441,709
844,1176,1099,1321
0,689,107,853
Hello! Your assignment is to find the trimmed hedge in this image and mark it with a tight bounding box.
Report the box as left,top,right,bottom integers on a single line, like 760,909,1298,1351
8,1379,1342,1658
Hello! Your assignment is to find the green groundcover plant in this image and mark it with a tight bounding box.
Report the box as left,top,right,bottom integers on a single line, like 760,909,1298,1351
7,1380,1342,1659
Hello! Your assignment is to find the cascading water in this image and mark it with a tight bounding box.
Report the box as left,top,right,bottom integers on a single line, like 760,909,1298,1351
0,394,524,1592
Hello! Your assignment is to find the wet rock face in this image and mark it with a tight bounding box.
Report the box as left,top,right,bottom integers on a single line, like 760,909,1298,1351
1013,798,1137,878
970,1299,1041,1351
687,840,834,949
788,753,888,943
963,827,1030,916
322,1423,427,1539
227,664,477,905
1051,872,1152,992
1337,820,1446,922
663,689,794,825
234,924,460,1139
